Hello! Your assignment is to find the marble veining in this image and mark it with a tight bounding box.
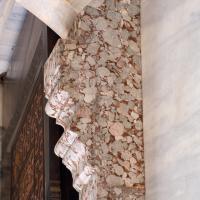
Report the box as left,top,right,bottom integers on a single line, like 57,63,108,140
141,0,200,199
0,1,26,74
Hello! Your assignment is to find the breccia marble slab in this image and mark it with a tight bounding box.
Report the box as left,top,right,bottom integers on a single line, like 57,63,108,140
44,0,145,199
141,0,200,199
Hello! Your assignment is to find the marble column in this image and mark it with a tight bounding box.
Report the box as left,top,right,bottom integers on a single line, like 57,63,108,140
141,0,200,199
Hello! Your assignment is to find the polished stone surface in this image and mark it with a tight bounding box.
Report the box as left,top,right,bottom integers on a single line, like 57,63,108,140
0,1,26,74
44,1,144,199
17,0,77,38
141,0,200,199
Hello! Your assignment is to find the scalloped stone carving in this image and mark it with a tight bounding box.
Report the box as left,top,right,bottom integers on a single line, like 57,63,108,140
44,0,145,199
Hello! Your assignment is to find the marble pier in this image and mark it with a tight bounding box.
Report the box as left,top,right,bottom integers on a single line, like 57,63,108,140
142,0,200,199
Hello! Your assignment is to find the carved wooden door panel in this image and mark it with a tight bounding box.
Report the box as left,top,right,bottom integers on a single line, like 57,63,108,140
11,72,44,200
10,27,79,200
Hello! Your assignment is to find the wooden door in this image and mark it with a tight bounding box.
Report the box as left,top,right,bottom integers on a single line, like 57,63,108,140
11,71,44,200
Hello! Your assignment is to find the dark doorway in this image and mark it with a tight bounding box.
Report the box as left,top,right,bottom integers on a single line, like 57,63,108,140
48,118,79,200
47,28,79,200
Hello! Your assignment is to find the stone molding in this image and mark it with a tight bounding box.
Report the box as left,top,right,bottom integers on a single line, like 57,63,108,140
16,0,92,38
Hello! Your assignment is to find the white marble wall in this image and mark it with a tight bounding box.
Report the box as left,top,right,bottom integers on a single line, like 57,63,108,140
0,1,26,74
0,0,14,37
141,0,200,199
